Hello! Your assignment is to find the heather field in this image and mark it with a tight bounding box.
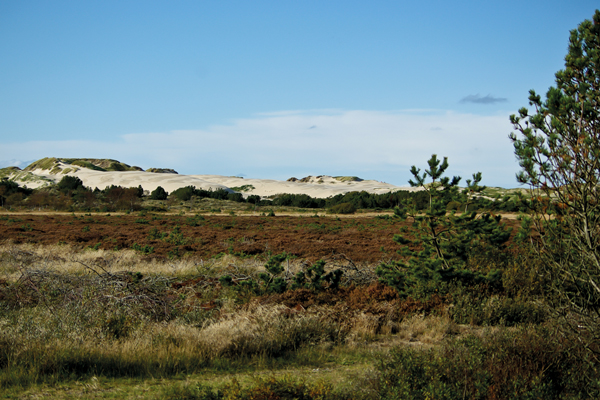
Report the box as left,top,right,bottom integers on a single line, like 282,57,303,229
0,209,597,399
0,212,421,262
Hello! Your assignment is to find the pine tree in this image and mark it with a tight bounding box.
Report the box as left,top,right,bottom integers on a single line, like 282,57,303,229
509,10,600,355
376,155,510,298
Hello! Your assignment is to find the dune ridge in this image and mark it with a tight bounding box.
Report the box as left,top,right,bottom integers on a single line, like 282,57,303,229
2,157,416,198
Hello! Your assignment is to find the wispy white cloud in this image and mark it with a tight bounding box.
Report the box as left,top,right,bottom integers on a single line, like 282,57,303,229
0,109,520,187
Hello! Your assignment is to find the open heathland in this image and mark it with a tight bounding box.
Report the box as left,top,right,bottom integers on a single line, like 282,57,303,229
0,212,526,262
1,208,597,399
4,8,600,398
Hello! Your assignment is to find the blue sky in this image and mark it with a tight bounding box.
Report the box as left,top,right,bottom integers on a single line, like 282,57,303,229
0,1,598,188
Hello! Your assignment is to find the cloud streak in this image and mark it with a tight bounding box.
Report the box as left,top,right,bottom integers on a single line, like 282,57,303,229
460,94,508,104
0,109,520,188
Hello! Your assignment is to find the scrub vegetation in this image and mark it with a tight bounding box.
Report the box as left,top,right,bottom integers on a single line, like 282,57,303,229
1,9,600,399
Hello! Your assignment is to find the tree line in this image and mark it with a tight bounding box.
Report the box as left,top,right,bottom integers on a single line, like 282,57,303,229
0,173,544,213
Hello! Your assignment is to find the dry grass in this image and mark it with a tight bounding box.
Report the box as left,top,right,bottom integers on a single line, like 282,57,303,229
0,242,378,290
0,242,510,396
395,314,463,344
0,242,220,278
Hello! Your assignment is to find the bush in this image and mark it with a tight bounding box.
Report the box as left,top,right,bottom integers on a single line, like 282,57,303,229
171,186,196,201
57,175,84,192
162,376,344,400
328,202,356,214
150,186,168,200
378,326,600,399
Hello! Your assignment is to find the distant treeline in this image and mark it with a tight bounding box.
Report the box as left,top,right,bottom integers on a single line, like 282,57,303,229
170,185,431,210
1,176,534,213
267,190,532,213
1,176,145,212
171,185,531,213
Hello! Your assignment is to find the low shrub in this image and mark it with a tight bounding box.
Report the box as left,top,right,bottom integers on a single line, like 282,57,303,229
162,375,348,400
377,325,600,399
150,186,168,200
450,292,547,326
328,202,357,214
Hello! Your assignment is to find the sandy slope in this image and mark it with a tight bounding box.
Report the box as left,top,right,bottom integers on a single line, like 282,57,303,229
16,164,416,198
194,175,414,197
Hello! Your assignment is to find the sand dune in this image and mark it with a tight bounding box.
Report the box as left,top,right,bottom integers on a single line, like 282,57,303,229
193,175,414,198
8,159,416,198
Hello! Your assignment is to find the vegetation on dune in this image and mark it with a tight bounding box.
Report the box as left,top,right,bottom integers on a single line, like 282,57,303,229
3,160,531,213
333,176,363,182
22,157,143,173
22,157,59,171
146,167,178,173
230,184,255,192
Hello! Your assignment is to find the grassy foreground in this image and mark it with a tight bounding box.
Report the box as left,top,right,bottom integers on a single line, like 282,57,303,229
1,243,598,399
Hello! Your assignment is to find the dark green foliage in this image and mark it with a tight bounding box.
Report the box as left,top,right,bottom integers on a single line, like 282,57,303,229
150,186,168,200
292,260,343,291
0,179,26,196
0,178,32,207
221,255,344,297
57,175,84,192
327,202,356,214
246,194,261,204
291,271,306,290
88,242,102,251
68,159,106,171
165,225,186,245
220,254,291,296
210,189,230,200
376,155,511,298
131,243,154,254
264,253,287,275
305,260,327,291
171,186,196,201
509,10,600,352
167,246,181,259
324,269,343,290
226,192,244,202
259,253,289,294
326,190,430,210
219,275,234,287
268,190,432,211
378,326,600,399
148,227,168,240
171,186,247,203
186,215,204,227
101,185,142,211
272,193,325,208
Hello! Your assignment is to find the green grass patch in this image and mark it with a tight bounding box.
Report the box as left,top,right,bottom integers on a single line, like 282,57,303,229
230,184,256,192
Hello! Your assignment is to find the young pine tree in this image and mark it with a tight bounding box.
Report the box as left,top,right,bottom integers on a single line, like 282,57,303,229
376,155,511,298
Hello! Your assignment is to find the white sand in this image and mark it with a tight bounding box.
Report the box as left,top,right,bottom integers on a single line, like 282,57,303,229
15,165,417,198
193,175,415,197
